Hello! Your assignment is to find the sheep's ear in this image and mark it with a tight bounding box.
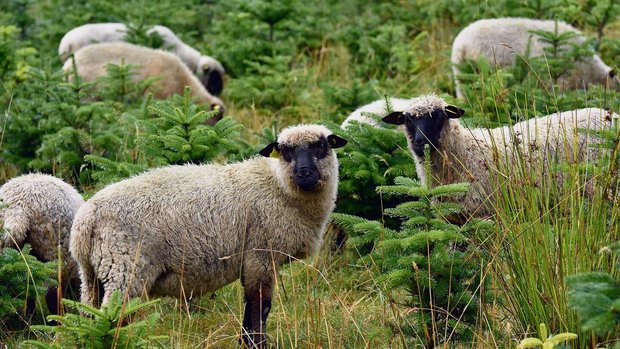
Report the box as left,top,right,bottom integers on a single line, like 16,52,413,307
382,111,405,125
259,142,280,158
327,135,347,148
445,105,465,118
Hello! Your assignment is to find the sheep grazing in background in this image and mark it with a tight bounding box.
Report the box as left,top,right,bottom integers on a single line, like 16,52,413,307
382,93,613,219
63,42,225,124
341,97,414,129
70,124,347,348
0,173,85,314
451,17,619,98
58,23,225,95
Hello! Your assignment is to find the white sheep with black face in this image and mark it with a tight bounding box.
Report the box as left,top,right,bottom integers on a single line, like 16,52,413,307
69,124,347,348
451,18,619,98
0,173,85,314
382,93,613,219
59,23,225,96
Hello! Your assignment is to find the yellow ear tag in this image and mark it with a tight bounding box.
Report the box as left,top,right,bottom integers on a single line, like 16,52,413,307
270,148,280,158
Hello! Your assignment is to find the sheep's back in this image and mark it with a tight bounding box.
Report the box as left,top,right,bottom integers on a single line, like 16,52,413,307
452,18,583,67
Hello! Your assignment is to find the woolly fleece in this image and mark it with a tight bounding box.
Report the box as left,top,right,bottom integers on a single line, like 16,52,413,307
70,124,341,306
451,17,617,98
0,173,84,283
63,42,225,120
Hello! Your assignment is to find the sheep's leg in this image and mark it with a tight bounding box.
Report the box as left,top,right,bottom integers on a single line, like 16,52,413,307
78,264,101,307
241,266,274,349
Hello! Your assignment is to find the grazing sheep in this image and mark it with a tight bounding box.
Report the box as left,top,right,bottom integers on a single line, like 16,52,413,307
0,173,85,314
63,42,225,123
341,97,414,129
382,93,613,219
70,124,347,347
58,23,225,95
451,17,619,98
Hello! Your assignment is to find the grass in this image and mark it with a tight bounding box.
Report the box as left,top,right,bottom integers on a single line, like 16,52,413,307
2,1,620,348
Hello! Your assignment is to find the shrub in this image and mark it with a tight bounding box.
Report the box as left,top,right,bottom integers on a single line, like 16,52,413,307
333,147,494,347
23,290,166,348
0,245,56,335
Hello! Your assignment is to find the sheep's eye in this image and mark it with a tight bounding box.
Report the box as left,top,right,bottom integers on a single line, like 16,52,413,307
309,139,329,159
279,146,294,162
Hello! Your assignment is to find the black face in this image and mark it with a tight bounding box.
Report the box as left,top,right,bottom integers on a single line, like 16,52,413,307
279,138,329,192
382,105,465,158
259,134,347,192
200,69,224,96
406,109,448,157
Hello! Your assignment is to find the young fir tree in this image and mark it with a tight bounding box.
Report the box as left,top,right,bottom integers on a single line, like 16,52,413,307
331,97,416,225
332,146,493,347
4,58,123,186
23,290,166,349
86,87,246,185
0,245,56,332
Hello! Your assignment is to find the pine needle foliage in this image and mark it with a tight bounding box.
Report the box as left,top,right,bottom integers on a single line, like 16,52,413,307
97,61,156,103
23,290,166,349
122,22,165,49
136,87,244,165
331,97,416,227
4,59,124,186
0,245,56,332
86,87,246,184
332,147,493,347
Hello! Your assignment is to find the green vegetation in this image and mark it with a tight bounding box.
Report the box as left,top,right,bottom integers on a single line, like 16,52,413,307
0,0,619,347
0,245,56,334
23,290,166,348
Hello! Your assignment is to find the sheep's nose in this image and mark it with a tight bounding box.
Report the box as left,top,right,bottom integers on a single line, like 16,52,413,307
296,166,313,179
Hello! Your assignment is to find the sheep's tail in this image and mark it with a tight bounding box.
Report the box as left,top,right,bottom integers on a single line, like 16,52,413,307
69,203,99,306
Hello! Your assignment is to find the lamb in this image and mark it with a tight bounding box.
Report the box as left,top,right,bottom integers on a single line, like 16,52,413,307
63,42,225,124
451,17,619,98
382,93,613,219
0,173,85,314
69,124,347,347
58,23,225,95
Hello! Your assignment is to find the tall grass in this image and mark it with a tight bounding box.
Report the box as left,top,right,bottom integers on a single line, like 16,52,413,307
487,105,619,347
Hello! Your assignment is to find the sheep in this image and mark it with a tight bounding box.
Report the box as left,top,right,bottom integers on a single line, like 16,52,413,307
69,124,347,347
451,17,619,99
382,93,613,219
58,23,225,96
63,42,225,124
0,173,85,314
341,97,414,129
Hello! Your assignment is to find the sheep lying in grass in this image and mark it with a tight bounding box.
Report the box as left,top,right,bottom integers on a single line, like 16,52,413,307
59,23,225,95
0,173,85,314
63,42,225,123
70,124,347,348
382,93,613,219
451,17,619,98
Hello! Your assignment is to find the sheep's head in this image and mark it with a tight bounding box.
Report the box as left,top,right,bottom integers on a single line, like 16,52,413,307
382,94,464,157
198,56,225,96
259,125,347,192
